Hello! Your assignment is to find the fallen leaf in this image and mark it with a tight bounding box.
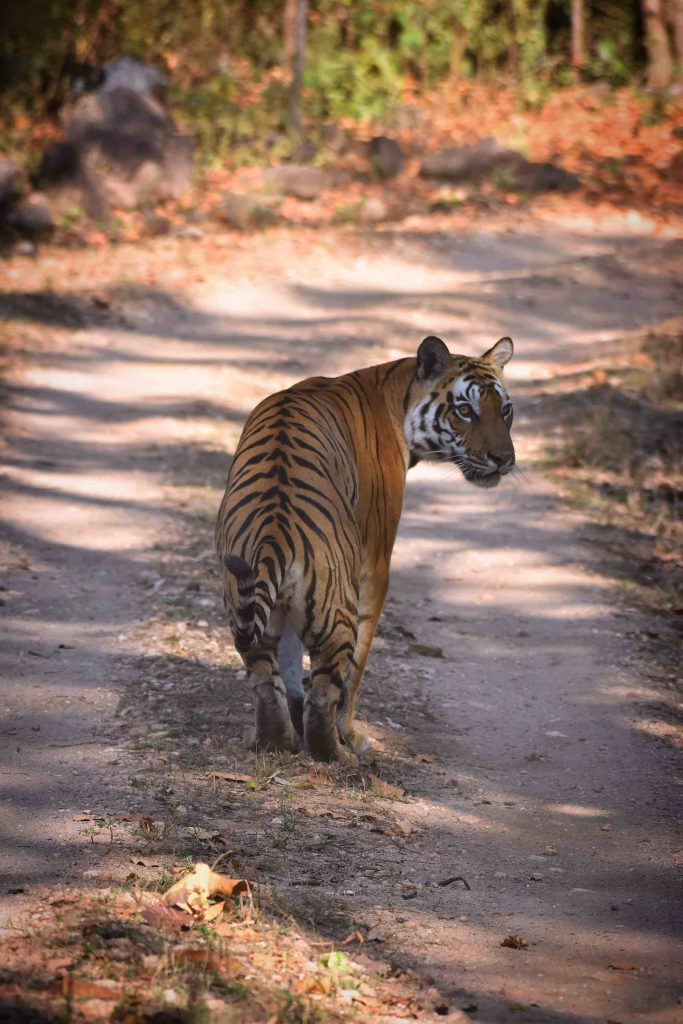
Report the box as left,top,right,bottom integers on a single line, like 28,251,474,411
183,826,221,842
608,962,644,971
291,772,334,788
208,771,253,783
407,643,444,658
203,901,226,922
501,933,528,950
172,945,242,974
342,929,365,945
140,901,192,932
369,775,405,799
162,862,249,920
414,753,435,763
72,813,94,822
138,816,158,836
130,855,161,868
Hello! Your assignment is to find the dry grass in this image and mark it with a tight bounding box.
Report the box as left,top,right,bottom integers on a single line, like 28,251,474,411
545,318,683,618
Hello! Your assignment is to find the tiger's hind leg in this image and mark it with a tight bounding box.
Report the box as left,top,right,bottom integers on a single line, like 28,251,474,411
278,622,305,739
305,629,358,765
245,636,300,755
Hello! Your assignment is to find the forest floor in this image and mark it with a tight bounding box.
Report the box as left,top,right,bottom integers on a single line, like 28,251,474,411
0,211,682,1024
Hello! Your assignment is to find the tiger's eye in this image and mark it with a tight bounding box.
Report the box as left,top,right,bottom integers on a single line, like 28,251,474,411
456,403,473,418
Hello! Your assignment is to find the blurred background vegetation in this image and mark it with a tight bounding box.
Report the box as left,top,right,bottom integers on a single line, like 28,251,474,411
1,1,681,165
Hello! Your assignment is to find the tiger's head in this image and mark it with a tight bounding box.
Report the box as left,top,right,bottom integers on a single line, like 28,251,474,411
405,335,515,489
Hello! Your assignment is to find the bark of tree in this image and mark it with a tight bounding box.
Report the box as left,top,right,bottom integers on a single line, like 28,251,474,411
643,0,673,87
571,0,585,68
667,0,683,79
284,0,308,131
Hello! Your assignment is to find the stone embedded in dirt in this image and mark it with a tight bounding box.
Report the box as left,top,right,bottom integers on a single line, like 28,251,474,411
368,136,405,179
6,193,54,238
0,158,25,216
143,212,172,237
420,137,580,193
420,138,520,181
262,164,329,200
506,160,580,193
361,196,389,223
214,191,279,231
15,240,37,256
408,642,444,658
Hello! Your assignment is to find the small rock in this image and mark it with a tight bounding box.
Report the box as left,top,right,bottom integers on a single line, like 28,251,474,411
368,136,405,179
507,160,580,193
173,804,188,817
263,164,328,200
214,191,278,231
175,224,203,239
408,643,444,659
143,212,172,237
7,193,54,238
15,240,37,256
0,159,25,213
420,138,518,181
360,196,388,223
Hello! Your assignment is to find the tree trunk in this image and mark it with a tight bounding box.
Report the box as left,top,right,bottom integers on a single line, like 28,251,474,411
667,0,683,79
571,0,585,68
643,0,673,87
284,0,308,131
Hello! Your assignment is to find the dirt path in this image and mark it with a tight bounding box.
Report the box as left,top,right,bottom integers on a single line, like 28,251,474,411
1,224,682,1022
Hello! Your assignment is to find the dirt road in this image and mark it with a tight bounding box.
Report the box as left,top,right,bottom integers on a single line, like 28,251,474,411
1,224,681,1022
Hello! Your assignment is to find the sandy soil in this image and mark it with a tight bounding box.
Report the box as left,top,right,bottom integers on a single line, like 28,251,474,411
1,222,682,1023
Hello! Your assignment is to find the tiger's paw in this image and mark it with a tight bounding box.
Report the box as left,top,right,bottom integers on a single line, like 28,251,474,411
341,723,370,757
254,681,301,754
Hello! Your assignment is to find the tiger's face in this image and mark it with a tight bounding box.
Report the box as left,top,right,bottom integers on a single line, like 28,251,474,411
405,336,515,489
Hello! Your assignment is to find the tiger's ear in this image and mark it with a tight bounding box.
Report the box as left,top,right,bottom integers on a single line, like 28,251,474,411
417,335,450,381
481,336,513,370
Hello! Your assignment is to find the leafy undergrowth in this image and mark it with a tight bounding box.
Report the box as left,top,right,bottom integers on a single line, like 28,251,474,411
0,853,441,1023
2,82,683,251
543,315,683,628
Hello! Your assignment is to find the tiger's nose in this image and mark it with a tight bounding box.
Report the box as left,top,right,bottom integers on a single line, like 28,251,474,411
489,451,515,475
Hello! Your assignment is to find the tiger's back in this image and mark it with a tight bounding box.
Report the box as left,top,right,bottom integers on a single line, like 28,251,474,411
216,335,515,762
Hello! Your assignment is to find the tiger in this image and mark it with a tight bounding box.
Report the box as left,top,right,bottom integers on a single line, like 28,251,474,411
215,334,515,763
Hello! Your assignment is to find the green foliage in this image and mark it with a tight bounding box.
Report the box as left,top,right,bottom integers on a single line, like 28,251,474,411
0,0,652,163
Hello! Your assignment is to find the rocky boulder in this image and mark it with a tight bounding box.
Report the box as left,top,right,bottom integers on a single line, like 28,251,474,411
420,138,519,182
262,164,328,200
0,159,25,216
5,193,53,238
368,136,405,179
39,61,192,215
420,137,580,193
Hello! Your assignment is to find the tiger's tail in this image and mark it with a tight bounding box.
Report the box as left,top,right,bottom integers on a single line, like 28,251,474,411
223,552,280,654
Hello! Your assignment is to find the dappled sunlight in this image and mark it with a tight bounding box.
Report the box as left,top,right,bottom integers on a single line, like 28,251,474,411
2,223,681,1022
547,803,612,818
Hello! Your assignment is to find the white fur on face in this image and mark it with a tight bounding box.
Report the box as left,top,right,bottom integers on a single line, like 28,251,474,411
404,374,510,459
